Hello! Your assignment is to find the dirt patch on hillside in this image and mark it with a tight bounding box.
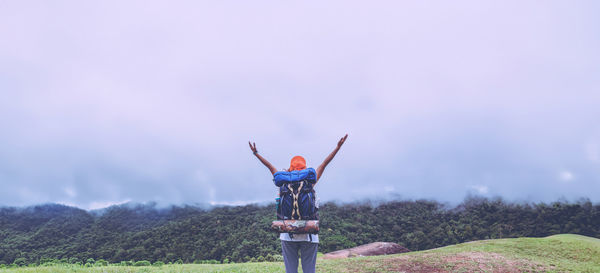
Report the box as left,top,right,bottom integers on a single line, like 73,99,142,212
345,251,553,273
323,242,410,259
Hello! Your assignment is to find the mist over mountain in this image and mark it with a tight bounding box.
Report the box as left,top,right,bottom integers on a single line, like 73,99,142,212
1,197,599,266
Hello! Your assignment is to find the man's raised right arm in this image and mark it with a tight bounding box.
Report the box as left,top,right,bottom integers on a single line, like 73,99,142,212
249,141,278,175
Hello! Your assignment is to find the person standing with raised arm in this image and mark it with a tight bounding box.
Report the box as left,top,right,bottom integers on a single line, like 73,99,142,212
249,134,348,273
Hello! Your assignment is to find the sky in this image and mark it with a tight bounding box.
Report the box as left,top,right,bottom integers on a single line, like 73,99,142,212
1,1,599,210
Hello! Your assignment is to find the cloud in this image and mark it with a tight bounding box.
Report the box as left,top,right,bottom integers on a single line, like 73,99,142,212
64,187,77,198
585,141,599,162
558,171,574,182
1,1,600,208
470,185,489,195
87,199,132,211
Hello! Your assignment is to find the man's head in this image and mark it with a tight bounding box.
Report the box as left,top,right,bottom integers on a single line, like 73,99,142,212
289,156,307,171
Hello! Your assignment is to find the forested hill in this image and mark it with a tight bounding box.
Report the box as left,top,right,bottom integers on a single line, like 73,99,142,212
1,198,599,266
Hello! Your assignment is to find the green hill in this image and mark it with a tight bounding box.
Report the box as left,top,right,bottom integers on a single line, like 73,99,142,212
318,234,600,272
2,199,600,265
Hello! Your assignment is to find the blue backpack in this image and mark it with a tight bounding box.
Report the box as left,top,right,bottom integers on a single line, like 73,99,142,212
273,168,319,220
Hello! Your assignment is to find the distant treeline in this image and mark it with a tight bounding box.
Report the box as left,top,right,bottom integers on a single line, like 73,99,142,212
1,197,599,265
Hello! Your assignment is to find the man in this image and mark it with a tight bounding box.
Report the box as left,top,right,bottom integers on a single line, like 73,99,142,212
249,134,348,273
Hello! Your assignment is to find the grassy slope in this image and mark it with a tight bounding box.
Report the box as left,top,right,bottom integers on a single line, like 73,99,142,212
1,234,599,272
318,234,600,272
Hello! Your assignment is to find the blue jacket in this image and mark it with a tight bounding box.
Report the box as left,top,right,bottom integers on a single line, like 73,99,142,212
273,168,317,187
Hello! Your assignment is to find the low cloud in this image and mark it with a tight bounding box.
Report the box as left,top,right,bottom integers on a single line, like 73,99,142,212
470,185,489,195
1,1,600,208
558,171,574,182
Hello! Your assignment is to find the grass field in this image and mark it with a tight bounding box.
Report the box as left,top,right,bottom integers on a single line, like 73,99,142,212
2,234,598,272
319,234,600,272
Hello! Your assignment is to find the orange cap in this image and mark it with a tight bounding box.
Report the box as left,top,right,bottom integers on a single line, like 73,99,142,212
289,156,307,171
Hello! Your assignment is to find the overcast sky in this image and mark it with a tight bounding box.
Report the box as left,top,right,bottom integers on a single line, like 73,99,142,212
1,1,599,209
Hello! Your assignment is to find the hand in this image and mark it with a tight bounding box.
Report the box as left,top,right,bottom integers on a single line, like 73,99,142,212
337,134,348,148
248,141,258,154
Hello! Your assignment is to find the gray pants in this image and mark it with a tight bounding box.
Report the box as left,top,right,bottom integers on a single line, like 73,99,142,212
281,240,318,273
